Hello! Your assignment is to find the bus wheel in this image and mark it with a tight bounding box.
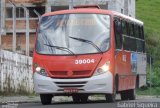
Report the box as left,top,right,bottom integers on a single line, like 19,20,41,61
72,94,88,103
72,94,81,103
120,91,129,100
128,89,136,100
80,94,88,103
105,88,116,102
40,94,53,105
105,93,116,102
106,82,117,103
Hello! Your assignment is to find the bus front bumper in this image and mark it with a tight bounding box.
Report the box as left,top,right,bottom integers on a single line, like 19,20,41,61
33,72,113,94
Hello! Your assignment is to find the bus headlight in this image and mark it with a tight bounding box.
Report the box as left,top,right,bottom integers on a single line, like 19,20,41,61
35,66,48,76
93,61,110,76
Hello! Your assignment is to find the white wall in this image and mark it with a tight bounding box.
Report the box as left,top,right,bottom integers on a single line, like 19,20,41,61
0,50,33,94
0,0,6,35
47,0,135,18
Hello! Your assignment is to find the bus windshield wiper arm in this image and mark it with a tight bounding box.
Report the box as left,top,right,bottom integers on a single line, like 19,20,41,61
44,44,75,55
69,36,103,53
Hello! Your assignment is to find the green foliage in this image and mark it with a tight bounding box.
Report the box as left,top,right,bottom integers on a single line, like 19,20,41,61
136,0,160,95
136,0,160,36
137,87,160,96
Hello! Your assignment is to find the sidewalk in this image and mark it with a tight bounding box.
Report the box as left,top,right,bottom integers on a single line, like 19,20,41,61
0,96,74,104
0,95,159,104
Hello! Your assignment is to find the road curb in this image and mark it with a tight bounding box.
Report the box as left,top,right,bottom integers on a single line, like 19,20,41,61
0,101,40,105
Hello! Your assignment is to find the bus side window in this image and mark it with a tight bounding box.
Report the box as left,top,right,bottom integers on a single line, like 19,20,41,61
138,25,142,39
114,18,122,49
138,26,144,40
128,23,131,36
137,25,145,53
123,21,136,51
122,20,127,35
134,24,139,38
131,23,135,37
141,26,145,52
137,40,143,52
141,26,144,40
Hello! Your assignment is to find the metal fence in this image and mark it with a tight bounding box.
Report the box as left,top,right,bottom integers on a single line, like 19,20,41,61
137,55,160,96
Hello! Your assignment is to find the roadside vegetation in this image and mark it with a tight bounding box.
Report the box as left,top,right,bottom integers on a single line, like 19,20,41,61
136,0,160,95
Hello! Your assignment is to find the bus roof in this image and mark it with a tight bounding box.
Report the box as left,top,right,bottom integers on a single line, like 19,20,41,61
112,11,143,25
42,8,143,25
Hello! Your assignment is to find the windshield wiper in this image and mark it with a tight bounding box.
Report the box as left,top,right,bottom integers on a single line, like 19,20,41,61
44,44,75,55
69,36,103,53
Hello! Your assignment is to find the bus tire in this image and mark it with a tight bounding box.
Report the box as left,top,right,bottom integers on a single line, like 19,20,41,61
105,94,116,102
120,91,129,100
72,94,88,103
72,94,81,103
128,89,136,100
40,94,53,105
105,85,116,102
80,94,88,103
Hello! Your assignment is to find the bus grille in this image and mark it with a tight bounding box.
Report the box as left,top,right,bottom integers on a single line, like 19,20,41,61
54,81,87,88
50,70,92,78
50,71,68,76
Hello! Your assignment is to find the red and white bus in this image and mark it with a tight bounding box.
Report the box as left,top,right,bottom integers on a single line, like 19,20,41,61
33,5,146,105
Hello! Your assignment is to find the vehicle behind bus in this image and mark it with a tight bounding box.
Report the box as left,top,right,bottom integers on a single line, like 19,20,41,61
33,5,146,105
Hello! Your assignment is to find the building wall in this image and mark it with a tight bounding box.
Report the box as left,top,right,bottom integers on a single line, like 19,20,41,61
5,0,46,4
0,50,33,93
0,1,1,33
0,0,5,35
128,0,135,17
47,0,135,17
1,0,135,55
1,0,44,55
2,33,35,51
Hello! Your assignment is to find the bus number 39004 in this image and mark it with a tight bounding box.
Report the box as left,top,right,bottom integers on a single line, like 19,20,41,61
75,59,95,64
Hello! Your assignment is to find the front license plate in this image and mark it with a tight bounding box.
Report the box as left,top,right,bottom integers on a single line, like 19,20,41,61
64,88,79,93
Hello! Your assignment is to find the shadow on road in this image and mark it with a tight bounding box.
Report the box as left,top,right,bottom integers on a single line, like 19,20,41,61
51,99,121,105
16,99,135,108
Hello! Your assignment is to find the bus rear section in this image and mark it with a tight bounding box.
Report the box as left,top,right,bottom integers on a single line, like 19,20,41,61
113,13,147,100
32,8,146,105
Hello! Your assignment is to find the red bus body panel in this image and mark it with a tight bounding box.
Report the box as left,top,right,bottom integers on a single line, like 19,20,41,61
33,52,113,78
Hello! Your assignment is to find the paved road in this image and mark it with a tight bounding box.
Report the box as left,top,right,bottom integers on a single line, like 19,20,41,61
18,101,116,108
2,98,160,108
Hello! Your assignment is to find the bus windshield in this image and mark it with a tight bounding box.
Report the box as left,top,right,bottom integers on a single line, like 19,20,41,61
36,14,110,55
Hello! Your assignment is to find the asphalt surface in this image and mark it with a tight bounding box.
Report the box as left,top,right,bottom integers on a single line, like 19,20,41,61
1,98,160,108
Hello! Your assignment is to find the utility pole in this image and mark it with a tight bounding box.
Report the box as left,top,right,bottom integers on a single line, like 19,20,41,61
21,5,30,56
9,0,16,52
69,0,74,9
149,56,152,95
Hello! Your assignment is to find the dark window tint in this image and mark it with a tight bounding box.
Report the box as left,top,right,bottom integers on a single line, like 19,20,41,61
122,20,128,35
114,18,122,49
131,23,135,37
134,24,139,38
137,40,145,52
114,17,145,53
128,23,135,37
128,23,131,36
138,26,144,39
123,36,136,51
138,25,141,38
141,26,144,39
